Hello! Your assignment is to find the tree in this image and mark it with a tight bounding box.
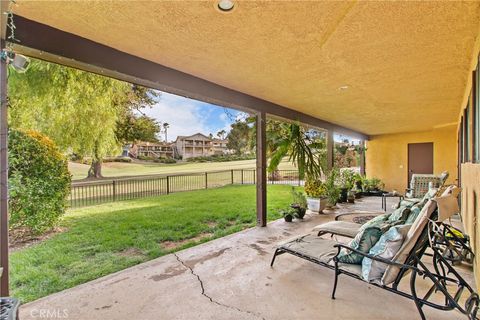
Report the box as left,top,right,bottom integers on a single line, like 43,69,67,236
226,120,253,155
163,122,170,142
216,129,226,140
8,59,158,178
267,121,326,180
116,114,161,145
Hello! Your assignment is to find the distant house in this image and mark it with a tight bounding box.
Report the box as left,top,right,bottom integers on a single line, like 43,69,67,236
175,133,212,159
212,138,230,155
129,141,174,159
174,133,230,159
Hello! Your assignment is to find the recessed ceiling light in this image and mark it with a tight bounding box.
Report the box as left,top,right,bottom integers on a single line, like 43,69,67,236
338,85,349,91
218,0,235,12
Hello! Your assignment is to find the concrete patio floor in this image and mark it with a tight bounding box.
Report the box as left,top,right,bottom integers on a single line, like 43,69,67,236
20,197,474,320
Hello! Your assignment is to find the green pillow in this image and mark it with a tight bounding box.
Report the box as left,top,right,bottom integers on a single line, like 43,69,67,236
388,204,414,222
405,194,434,224
405,204,422,224
359,213,390,232
338,227,382,264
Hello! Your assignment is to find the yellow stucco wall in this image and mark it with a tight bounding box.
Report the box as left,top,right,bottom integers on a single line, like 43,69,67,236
365,125,458,193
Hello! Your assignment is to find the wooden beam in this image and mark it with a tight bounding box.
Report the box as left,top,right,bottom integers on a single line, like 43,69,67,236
327,130,334,170
8,15,369,140
0,38,9,296
256,112,267,227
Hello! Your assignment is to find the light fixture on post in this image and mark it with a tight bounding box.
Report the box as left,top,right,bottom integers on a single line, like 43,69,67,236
217,0,235,12
0,50,30,73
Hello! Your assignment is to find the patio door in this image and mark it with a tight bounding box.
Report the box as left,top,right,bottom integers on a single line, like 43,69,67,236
407,142,434,185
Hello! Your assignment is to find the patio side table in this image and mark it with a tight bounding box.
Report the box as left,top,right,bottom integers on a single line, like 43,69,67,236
381,193,403,211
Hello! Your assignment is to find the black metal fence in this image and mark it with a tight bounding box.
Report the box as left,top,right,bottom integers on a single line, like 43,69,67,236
69,169,301,208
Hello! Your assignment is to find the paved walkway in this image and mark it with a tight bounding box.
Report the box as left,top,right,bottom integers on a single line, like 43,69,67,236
20,197,474,320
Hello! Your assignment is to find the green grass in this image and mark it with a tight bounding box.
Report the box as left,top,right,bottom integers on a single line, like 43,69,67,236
11,185,299,303
69,159,296,180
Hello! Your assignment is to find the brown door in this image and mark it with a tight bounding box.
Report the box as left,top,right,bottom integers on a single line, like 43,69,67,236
408,142,434,184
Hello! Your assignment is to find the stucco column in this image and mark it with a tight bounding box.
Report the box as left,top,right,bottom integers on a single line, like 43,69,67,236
327,130,334,170
256,112,267,227
360,140,366,176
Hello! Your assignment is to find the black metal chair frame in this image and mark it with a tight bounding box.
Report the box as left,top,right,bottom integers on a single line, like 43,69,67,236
271,217,479,320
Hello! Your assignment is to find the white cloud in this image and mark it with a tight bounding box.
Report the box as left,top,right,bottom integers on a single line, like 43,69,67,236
142,92,233,142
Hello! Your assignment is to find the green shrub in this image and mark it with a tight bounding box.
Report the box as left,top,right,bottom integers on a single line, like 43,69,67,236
153,157,176,164
104,156,132,163
186,154,255,163
137,155,155,161
8,130,71,234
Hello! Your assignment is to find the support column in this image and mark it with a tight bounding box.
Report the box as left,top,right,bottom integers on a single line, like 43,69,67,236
359,140,366,176
256,111,267,227
0,39,9,296
327,130,334,170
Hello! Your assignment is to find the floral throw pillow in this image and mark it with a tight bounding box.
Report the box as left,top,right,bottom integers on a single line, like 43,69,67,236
338,227,382,264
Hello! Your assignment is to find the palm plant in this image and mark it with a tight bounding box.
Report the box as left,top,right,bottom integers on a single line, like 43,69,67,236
267,122,324,180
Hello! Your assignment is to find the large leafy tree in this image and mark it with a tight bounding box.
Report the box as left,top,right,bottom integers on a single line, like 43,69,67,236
8,59,158,178
116,114,161,145
226,120,253,155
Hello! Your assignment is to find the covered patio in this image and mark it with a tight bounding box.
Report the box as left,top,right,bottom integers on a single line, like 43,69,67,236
18,197,472,320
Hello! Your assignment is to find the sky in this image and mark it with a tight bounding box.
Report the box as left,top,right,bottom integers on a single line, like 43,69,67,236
142,91,243,142
143,90,359,144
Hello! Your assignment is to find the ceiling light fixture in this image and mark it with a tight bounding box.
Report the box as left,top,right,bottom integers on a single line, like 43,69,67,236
338,85,349,91
218,0,235,12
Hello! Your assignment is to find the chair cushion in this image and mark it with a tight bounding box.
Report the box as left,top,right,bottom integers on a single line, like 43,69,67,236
338,227,382,264
338,263,363,277
362,225,410,283
278,234,338,264
313,221,361,238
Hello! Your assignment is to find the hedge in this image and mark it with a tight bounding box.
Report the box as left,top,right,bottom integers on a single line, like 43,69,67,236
8,130,71,234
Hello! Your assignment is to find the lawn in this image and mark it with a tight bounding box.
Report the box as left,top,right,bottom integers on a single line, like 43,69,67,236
11,184,300,303
69,159,296,180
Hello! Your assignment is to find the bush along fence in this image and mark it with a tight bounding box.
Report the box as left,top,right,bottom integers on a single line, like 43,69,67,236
69,169,302,208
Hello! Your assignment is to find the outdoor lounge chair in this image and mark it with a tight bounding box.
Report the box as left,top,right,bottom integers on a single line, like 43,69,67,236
271,186,479,320
404,171,449,202
313,186,442,239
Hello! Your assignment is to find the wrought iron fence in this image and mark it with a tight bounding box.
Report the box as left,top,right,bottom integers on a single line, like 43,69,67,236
69,169,301,208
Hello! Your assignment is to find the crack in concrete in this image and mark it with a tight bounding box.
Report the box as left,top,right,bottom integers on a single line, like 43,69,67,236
174,253,266,320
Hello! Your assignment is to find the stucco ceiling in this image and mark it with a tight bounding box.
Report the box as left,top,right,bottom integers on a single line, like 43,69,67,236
10,0,480,135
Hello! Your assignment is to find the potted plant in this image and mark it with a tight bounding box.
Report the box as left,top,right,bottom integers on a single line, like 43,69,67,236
281,207,296,222
363,177,385,196
353,173,363,198
304,177,327,213
347,189,356,203
339,169,358,202
354,173,363,190
290,187,307,219
339,169,356,203
324,168,341,208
